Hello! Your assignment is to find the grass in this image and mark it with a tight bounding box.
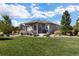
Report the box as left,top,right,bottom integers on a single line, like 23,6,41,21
0,36,79,56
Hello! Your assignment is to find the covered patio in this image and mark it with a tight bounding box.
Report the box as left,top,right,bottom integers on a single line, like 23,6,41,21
20,20,60,35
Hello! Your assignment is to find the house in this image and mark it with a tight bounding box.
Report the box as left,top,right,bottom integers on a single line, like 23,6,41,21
20,20,60,35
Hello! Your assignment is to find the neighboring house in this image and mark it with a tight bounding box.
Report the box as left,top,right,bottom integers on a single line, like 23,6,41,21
20,20,60,34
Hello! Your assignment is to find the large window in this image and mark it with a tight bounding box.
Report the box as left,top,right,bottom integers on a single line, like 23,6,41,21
34,25,36,30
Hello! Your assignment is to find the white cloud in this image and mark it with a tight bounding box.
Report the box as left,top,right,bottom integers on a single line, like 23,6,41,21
54,6,65,14
31,4,47,18
53,20,61,25
12,20,20,27
44,11,55,17
30,5,79,18
1,4,79,19
31,7,47,18
31,3,37,7
31,5,56,18
0,3,30,18
65,5,77,13
54,5,79,15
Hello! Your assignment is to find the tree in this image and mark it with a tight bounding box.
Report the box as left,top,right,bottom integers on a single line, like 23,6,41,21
2,15,12,26
60,10,72,34
0,15,13,34
74,18,79,32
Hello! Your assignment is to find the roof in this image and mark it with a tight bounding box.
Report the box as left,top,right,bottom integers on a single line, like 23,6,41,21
22,20,60,26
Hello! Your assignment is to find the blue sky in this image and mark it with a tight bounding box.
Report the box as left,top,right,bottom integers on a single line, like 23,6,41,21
0,3,79,26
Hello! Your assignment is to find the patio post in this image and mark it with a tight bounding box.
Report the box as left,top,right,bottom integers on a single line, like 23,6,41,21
36,23,38,34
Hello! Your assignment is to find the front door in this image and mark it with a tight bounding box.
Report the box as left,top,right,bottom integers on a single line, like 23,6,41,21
38,24,47,33
38,24,42,33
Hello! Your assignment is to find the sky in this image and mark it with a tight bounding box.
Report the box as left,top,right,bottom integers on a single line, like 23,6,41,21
0,3,79,27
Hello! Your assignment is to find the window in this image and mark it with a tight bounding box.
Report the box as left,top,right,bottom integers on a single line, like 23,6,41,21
34,25,36,30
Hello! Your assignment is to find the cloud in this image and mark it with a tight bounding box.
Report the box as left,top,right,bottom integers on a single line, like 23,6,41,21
0,3,30,18
44,11,55,17
65,5,77,12
11,20,20,27
54,6,65,14
31,4,55,18
31,3,37,7
30,5,79,18
53,20,61,25
31,6,47,18
54,5,79,15
0,3,56,19
1,4,79,19
31,4,47,18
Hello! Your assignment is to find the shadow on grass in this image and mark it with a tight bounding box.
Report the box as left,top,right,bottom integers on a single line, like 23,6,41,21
0,37,13,40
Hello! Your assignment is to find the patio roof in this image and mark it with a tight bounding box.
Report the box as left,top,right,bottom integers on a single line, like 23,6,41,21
23,20,60,26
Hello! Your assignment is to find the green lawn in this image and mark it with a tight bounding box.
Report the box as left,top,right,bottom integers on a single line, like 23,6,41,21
0,36,79,56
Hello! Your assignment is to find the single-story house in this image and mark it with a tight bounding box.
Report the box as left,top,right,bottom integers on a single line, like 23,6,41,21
20,20,60,35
